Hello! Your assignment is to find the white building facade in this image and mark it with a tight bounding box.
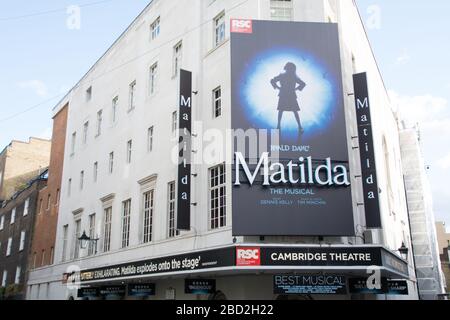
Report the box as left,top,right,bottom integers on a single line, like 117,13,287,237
27,0,419,300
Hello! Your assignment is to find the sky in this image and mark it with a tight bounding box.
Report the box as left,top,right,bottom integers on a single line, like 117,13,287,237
0,1,448,228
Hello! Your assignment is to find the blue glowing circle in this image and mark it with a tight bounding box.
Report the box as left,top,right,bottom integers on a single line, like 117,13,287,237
239,48,338,139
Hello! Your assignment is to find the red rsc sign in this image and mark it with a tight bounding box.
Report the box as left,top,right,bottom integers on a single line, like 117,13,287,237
231,19,253,34
236,247,261,266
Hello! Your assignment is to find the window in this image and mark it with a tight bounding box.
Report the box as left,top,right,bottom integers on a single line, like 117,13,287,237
80,171,84,190
47,194,51,210
96,110,103,136
71,132,76,155
129,81,136,111
103,207,112,252
33,252,37,269
109,152,114,174
172,111,178,133
56,189,60,205
41,250,45,267
73,219,81,259
39,198,43,214
147,126,154,152
6,237,12,256
14,266,21,285
0,215,4,230
68,179,72,197
209,164,227,229
88,214,96,256
24,198,30,216
214,12,226,47
112,96,118,124
270,0,293,21
126,140,132,164
50,247,54,264
19,231,26,251
150,16,160,40
167,182,179,238
213,87,222,118
62,225,68,262
11,208,16,224
142,190,154,243
173,42,182,77
83,121,89,144
86,86,92,101
149,63,158,95
2,270,7,287
121,200,131,248
93,162,98,182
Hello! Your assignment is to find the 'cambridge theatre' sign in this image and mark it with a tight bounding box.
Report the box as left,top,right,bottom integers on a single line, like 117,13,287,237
231,19,354,236
353,72,381,228
177,69,193,230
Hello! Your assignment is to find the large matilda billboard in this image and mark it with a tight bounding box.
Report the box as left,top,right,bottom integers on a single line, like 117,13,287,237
231,20,354,236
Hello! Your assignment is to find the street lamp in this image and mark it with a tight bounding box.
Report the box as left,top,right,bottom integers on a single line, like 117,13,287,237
78,231,99,254
398,242,409,260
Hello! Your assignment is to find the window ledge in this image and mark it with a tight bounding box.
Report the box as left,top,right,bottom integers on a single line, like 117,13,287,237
205,38,229,58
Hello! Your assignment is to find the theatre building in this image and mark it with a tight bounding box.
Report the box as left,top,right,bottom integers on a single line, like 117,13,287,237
28,0,423,300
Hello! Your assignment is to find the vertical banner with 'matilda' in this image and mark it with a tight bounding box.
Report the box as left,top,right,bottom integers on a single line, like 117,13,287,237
353,72,382,229
177,69,192,230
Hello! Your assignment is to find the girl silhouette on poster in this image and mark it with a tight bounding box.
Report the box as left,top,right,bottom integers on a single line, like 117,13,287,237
271,62,307,137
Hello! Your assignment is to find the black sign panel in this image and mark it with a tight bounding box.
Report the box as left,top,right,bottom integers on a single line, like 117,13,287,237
353,72,382,228
274,275,347,295
261,246,382,267
231,19,353,236
79,247,234,282
349,278,408,295
185,279,216,295
387,280,409,295
177,69,192,230
77,287,100,298
381,249,409,275
349,278,389,294
99,285,126,297
128,283,156,297
77,245,408,283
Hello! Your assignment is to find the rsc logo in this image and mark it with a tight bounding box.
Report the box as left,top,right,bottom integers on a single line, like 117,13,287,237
231,19,253,34
236,247,261,266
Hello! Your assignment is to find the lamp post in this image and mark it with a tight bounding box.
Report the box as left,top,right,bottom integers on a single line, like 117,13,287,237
78,231,99,255
398,242,409,261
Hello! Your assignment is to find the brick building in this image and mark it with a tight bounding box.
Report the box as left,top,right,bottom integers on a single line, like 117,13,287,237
30,105,69,269
0,138,51,202
436,222,450,294
0,170,48,300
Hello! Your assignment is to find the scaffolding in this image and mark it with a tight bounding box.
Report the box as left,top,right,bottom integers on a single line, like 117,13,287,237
400,127,446,300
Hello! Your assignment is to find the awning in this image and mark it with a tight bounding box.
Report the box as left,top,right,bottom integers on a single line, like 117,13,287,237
69,244,409,286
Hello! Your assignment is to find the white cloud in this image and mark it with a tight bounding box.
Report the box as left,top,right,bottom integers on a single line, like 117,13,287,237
389,90,448,126
396,51,411,65
18,80,49,98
